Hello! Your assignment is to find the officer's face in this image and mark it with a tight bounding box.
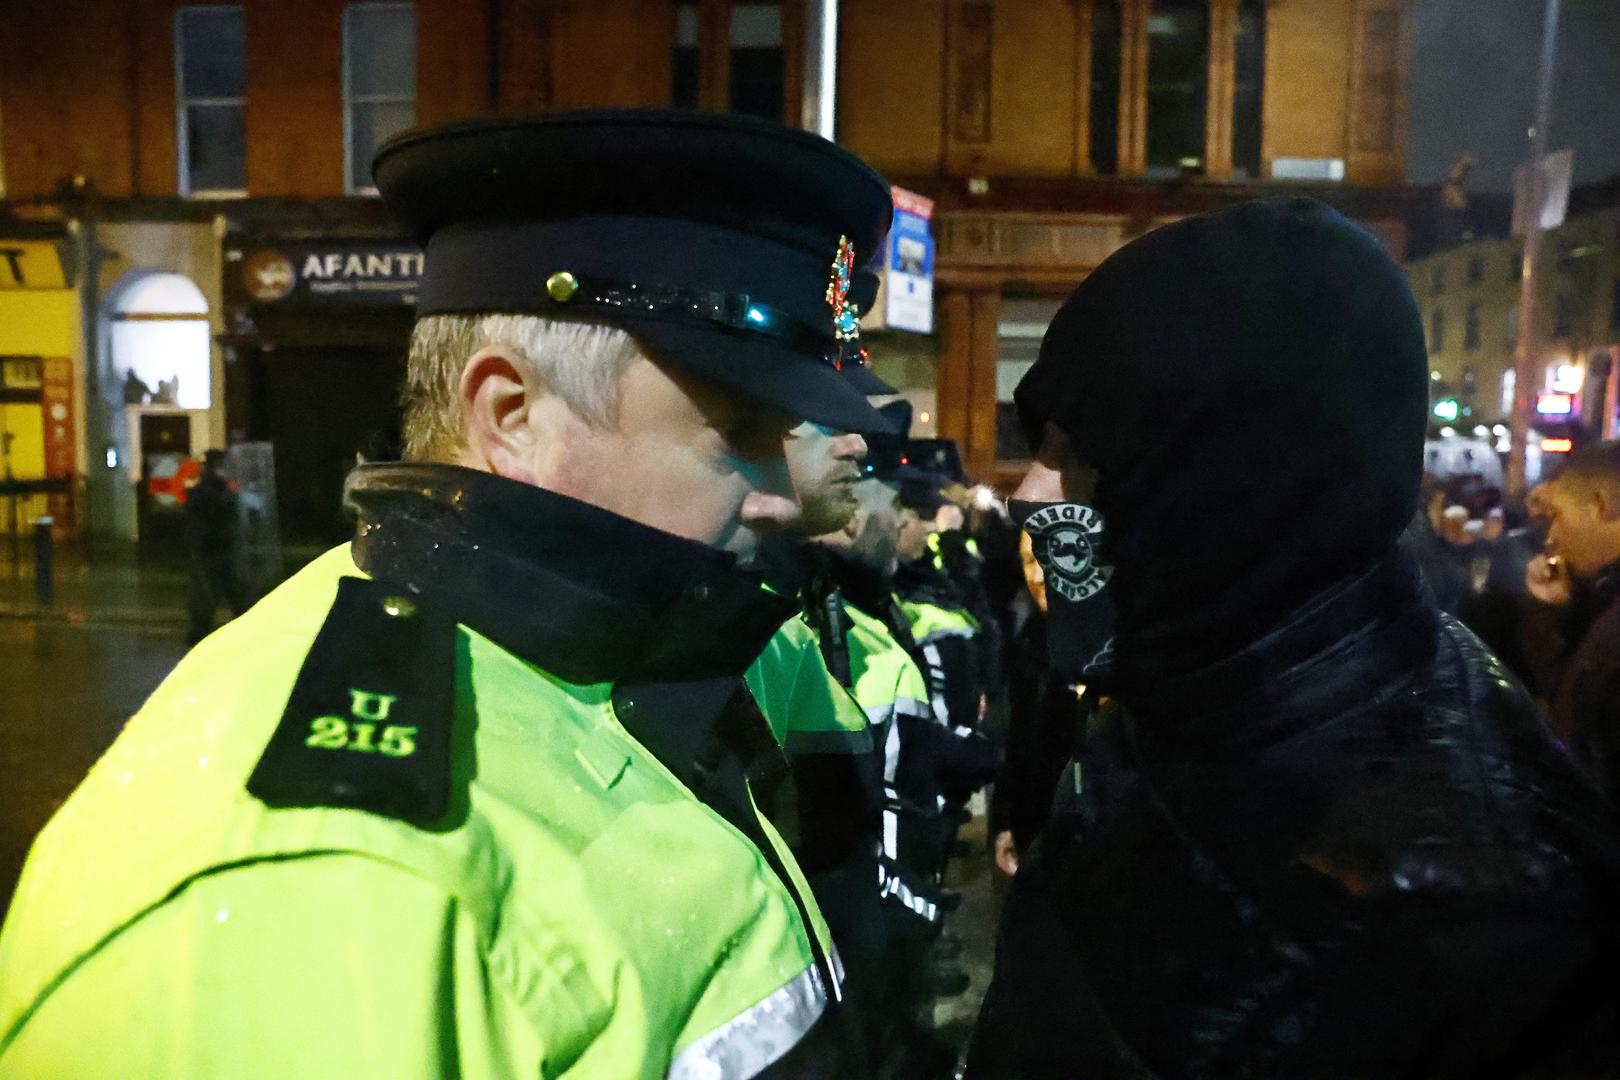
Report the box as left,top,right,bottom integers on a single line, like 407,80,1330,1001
895,508,931,560
820,478,901,571
470,348,800,559
574,357,801,558
784,421,868,537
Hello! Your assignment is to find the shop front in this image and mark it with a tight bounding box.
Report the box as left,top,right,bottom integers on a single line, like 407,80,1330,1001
0,229,81,543
222,234,418,548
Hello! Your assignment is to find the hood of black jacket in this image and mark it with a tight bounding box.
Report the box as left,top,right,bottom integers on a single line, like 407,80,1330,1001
1015,198,1429,690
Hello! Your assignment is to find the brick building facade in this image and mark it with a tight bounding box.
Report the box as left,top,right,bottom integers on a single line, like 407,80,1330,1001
0,0,1420,539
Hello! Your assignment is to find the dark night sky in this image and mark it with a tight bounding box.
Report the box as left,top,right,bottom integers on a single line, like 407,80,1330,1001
1408,0,1620,193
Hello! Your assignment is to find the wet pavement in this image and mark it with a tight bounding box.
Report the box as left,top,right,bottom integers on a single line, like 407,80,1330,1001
0,618,188,918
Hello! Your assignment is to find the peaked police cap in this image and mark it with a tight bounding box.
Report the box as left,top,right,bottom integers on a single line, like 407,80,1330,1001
373,110,897,435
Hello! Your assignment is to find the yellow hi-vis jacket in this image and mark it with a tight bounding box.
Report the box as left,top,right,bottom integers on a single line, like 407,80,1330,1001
0,546,831,1079
746,614,873,757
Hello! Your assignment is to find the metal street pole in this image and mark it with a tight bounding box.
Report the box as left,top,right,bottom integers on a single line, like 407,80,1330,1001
1508,0,1561,496
801,0,838,140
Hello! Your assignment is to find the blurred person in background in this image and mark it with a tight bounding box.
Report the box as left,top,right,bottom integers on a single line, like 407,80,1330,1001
988,532,1087,878
184,449,247,646
1410,502,1474,614
1456,504,1539,685
1522,440,1620,798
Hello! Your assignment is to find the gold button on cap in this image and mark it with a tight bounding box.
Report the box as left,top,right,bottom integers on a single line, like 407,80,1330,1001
546,271,579,302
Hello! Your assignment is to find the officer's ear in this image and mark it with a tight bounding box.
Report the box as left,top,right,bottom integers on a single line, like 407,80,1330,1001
457,345,555,483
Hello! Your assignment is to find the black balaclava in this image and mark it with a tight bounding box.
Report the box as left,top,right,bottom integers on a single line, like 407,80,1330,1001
1015,198,1428,691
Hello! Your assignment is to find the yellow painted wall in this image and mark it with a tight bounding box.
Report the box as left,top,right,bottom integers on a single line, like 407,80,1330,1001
0,290,78,355
839,0,947,176
1,403,45,478
986,0,1078,177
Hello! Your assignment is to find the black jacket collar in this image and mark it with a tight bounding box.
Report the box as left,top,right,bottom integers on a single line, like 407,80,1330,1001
1123,553,1441,753
345,463,794,685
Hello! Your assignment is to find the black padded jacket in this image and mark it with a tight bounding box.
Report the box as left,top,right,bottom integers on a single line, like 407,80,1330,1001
968,555,1620,1079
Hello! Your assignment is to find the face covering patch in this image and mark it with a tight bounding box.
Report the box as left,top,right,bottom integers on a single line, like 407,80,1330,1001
1011,500,1116,681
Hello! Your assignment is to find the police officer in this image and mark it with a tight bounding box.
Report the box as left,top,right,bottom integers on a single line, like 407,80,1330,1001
0,111,895,1078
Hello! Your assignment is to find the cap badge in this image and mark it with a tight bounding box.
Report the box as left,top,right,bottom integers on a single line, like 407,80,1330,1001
826,235,861,351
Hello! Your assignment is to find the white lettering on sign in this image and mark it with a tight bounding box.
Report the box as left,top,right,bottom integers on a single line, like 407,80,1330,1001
299,251,425,280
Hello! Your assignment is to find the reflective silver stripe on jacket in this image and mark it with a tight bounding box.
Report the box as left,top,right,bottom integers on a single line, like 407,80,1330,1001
881,712,903,859
892,696,931,721
918,626,976,642
667,964,828,1080
921,643,951,726
877,862,940,923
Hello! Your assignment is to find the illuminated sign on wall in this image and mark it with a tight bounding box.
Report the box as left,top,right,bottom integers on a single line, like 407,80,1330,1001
1536,392,1574,416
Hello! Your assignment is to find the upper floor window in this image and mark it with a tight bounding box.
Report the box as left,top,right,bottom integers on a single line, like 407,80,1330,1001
175,6,247,195
1466,255,1484,284
1145,1,1209,175
1430,263,1445,296
1231,0,1266,178
1553,293,1576,338
343,3,416,194
1429,307,1446,353
1089,0,1122,175
729,3,785,120
1464,301,1481,350
672,1,787,122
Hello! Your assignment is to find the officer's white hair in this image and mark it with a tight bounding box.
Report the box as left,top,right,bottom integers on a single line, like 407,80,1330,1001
401,314,643,461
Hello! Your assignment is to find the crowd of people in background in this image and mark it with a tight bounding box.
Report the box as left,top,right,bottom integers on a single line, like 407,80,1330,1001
1408,446,1620,798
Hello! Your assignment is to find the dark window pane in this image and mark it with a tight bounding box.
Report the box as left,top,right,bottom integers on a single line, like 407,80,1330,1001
185,104,246,191
1232,0,1264,177
178,6,245,99
1467,254,1484,283
348,100,415,189
1090,0,1120,174
1430,308,1445,352
730,48,784,119
729,2,783,120
673,2,700,108
672,48,700,108
346,3,416,98
1146,1,1208,172
1465,302,1481,350
1554,293,1575,338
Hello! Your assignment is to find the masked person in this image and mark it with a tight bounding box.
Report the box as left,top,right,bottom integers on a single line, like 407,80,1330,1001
967,198,1620,1079
0,111,898,1079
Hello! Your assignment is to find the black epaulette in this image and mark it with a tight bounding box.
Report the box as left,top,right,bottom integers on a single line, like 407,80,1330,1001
247,576,458,828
